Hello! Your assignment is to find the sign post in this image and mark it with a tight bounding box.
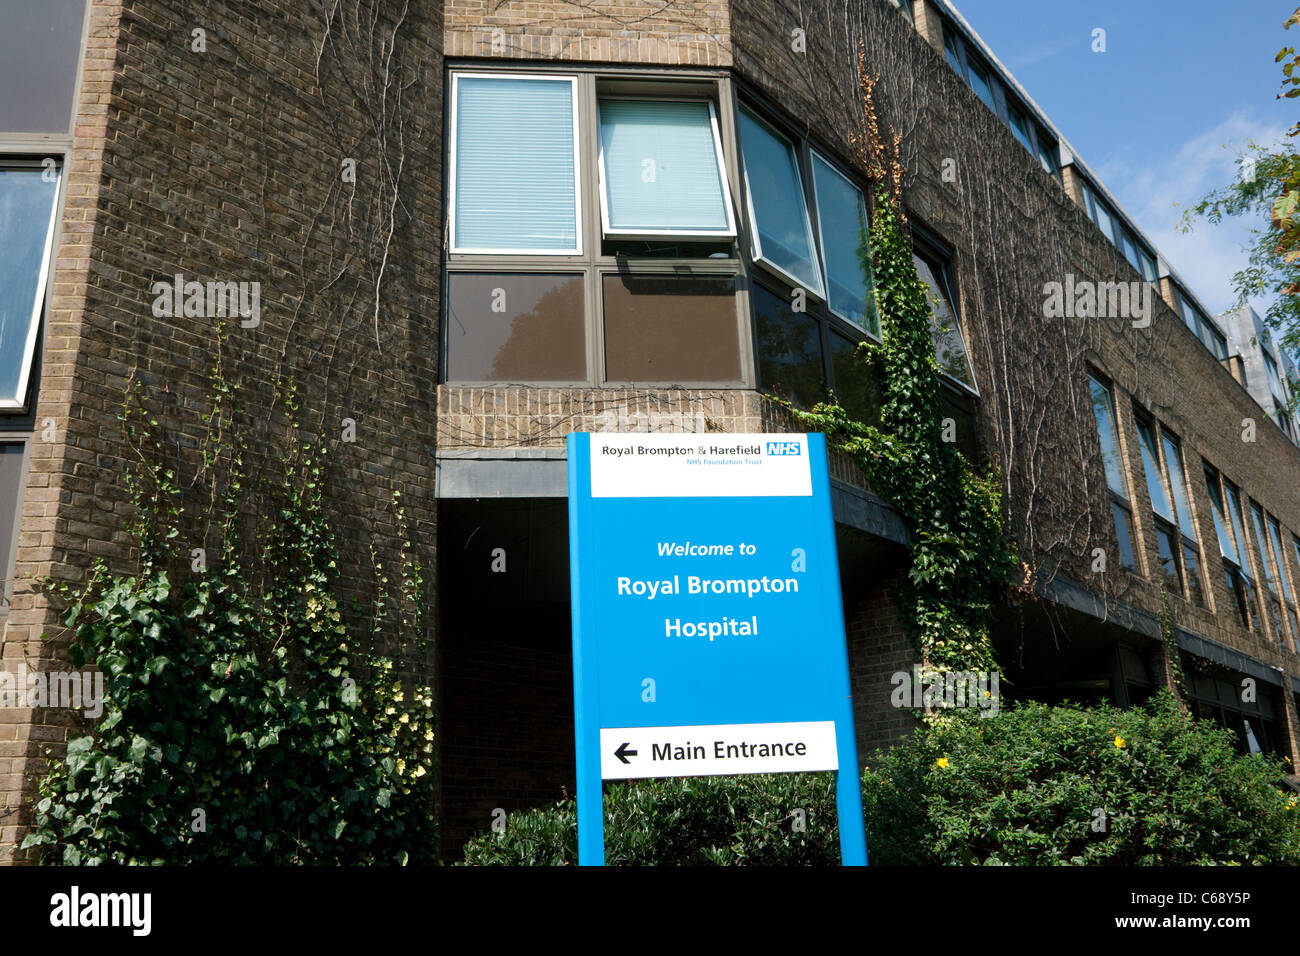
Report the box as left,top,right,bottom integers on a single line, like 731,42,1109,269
567,432,868,866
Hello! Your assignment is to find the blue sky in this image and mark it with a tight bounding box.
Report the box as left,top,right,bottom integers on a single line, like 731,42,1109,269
952,0,1296,318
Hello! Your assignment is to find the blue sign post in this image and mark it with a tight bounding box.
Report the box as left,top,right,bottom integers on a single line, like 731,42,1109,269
567,432,868,866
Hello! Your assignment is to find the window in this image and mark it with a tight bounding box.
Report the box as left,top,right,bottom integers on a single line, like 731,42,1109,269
444,273,586,383
1160,429,1205,606
810,152,877,334
596,98,734,239
1262,351,1295,440
741,106,883,420
1205,464,1256,631
449,74,581,254
913,248,976,393
444,71,746,387
1222,480,1261,631
0,0,86,134
603,274,741,383
1266,514,1298,651
738,107,824,296
1249,500,1285,642
1089,374,1136,569
1175,288,1229,361
0,442,26,614
941,23,1056,179
1293,534,1300,645
1079,179,1161,286
1,162,62,410
967,59,996,112
1182,655,1282,756
1134,414,1185,597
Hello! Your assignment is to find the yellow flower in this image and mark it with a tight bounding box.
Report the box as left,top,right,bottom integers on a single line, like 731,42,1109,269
935,757,950,769
1113,736,1126,749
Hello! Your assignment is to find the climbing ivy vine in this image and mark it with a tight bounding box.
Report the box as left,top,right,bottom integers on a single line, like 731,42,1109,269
791,60,1017,674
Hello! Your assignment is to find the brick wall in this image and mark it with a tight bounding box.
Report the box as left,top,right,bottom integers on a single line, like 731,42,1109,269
444,0,731,65
2,0,446,861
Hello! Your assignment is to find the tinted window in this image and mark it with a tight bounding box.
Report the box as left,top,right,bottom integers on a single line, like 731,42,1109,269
0,0,85,133
446,273,586,382
753,283,824,409
603,274,740,383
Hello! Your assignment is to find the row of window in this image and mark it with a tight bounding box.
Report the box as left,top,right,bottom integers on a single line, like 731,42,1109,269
445,70,977,408
1261,347,1299,443
1090,371,1300,652
1078,180,1160,286
934,8,1252,387
940,18,1058,178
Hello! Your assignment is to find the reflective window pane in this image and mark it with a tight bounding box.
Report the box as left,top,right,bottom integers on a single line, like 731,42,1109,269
753,283,825,409
1182,542,1205,606
739,107,823,295
1,166,62,407
811,154,877,334
1112,501,1136,570
0,443,25,598
446,274,585,382
1155,525,1182,591
598,99,732,236
1160,430,1197,541
1203,466,1238,563
0,0,85,133
1267,515,1293,602
1088,375,1127,498
452,76,579,253
603,274,739,383
1250,502,1278,593
1134,418,1173,523
1007,105,1033,151
913,253,976,391
829,331,882,425
968,61,996,111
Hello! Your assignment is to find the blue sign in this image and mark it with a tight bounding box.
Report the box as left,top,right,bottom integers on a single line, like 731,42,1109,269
567,432,868,866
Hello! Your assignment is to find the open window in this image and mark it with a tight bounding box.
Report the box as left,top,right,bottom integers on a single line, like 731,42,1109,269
912,245,976,394
1089,373,1137,570
737,106,824,298
1,161,62,411
596,98,735,241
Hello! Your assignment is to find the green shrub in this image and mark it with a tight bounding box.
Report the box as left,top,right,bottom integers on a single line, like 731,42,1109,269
22,375,437,864
461,694,1300,865
459,774,839,866
862,691,1300,865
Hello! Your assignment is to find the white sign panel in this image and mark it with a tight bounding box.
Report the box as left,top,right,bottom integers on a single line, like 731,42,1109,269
589,433,812,498
599,720,838,780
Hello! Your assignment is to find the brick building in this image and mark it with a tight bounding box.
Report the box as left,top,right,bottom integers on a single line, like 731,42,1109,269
2,0,1299,861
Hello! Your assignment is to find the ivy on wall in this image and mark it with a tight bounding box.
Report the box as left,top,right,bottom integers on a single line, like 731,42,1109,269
792,54,1017,675
22,363,437,864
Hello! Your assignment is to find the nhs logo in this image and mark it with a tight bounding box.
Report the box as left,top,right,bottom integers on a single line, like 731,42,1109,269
766,441,802,456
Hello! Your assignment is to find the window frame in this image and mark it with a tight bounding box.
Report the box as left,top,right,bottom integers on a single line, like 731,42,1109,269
736,103,826,301
736,93,887,416
1159,427,1206,607
808,147,876,335
913,232,979,398
442,66,754,390
594,94,737,241
447,71,585,257
1,157,63,413
1089,372,1137,571
0,438,32,618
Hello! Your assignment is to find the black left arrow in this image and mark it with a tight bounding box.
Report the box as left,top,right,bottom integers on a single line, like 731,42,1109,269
614,742,638,764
